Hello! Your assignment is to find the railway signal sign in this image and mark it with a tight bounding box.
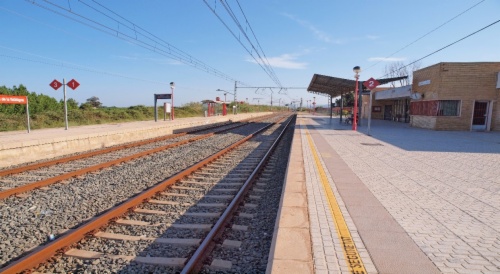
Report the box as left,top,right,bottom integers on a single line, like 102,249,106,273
363,77,380,90
50,79,62,90
67,79,80,90
49,78,80,130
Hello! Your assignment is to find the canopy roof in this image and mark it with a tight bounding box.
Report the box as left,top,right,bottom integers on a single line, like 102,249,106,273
307,74,408,98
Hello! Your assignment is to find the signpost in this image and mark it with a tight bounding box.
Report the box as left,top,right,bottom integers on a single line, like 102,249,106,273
50,80,62,90
67,79,80,90
363,78,380,136
50,78,79,130
0,95,30,133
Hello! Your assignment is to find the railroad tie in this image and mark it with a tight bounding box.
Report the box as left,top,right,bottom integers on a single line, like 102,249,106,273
64,249,187,267
94,232,200,246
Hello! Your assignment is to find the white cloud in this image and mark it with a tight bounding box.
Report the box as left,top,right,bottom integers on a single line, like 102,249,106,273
247,54,307,69
282,13,341,44
368,57,407,62
366,35,380,40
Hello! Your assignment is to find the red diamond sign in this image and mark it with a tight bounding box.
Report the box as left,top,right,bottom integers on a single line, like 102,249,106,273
67,79,80,90
50,79,62,90
363,77,380,90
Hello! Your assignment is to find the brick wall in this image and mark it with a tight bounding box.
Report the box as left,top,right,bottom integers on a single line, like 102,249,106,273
411,115,436,129
495,101,500,130
411,62,500,131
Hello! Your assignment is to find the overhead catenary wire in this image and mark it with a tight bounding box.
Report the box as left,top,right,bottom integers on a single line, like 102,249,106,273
234,0,281,87
377,18,500,79
24,0,246,85
0,52,167,85
203,0,282,87
366,0,486,72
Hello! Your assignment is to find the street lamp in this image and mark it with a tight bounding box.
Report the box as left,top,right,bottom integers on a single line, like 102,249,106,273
170,82,175,120
353,66,361,130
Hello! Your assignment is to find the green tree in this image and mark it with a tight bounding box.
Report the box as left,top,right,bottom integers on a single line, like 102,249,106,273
86,96,102,108
335,92,354,107
67,98,79,110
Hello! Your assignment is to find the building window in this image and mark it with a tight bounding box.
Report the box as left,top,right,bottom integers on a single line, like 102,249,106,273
437,100,460,116
410,100,460,116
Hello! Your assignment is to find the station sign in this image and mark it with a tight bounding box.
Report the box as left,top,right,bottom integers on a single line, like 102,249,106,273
50,79,62,90
363,78,380,90
0,95,27,105
155,94,172,100
67,79,80,90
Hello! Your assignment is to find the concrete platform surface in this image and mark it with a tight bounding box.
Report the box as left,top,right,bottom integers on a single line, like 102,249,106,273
268,114,500,274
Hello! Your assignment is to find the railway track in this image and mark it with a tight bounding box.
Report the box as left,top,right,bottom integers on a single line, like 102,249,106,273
0,115,275,199
0,113,295,272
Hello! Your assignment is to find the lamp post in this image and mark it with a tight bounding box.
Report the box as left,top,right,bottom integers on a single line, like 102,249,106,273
352,66,361,130
170,82,175,120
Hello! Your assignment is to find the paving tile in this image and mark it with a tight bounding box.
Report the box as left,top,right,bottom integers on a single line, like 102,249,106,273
290,116,500,274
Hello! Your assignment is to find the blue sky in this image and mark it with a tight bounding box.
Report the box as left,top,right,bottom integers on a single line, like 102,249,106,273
1,0,499,108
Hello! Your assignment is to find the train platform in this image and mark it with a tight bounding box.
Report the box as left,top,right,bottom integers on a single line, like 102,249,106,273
0,112,270,168
268,114,500,274
1,113,499,273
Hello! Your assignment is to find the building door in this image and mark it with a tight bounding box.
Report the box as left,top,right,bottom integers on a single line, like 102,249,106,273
384,105,392,120
471,101,488,131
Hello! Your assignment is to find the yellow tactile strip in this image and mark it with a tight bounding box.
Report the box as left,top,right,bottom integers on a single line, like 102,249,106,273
305,130,367,274
306,117,440,274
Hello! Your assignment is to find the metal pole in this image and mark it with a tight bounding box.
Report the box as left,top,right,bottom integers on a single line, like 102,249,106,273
358,81,363,126
171,85,175,120
353,75,359,130
63,78,68,130
340,92,343,123
234,81,237,114
330,95,333,120
313,97,316,115
154,95,158,122
367,90,373,136
26,97,30,133
270,92,273,111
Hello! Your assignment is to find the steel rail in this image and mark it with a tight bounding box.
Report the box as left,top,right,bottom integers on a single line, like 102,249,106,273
0,119,246,177
181,115,295,273
0,132,188,177
0,114,276,177
0,116,269,199
0,117,284,274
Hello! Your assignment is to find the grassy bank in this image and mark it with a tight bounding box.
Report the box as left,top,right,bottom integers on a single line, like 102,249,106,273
0,103,285,132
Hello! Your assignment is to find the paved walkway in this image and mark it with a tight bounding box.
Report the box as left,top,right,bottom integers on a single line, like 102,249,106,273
300,115,500,273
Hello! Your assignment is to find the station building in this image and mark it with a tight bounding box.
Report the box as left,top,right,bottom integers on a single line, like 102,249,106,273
409,62,500,131
361,85,411,122
362,62,500,131
309,62,500,131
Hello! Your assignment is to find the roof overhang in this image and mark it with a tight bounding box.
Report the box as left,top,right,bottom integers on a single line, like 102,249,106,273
375,85,412,100
307,74,408,98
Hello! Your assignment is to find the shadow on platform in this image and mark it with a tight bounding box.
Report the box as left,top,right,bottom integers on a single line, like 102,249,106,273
308,116,500,154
